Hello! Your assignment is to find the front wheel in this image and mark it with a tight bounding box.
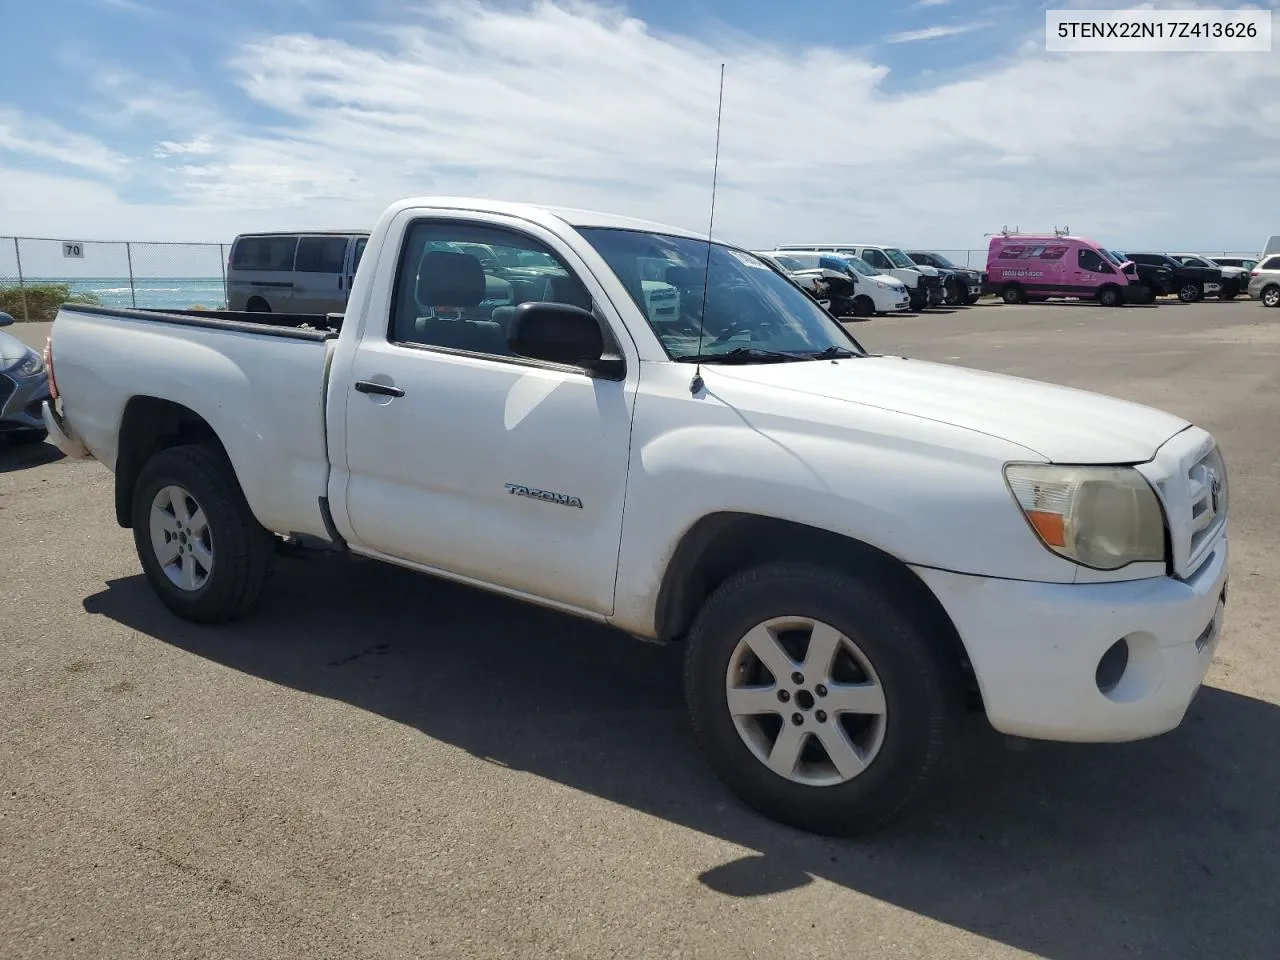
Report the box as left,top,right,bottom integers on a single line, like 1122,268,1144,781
1262,285,1280,308
943,279,963,306
132,444,275,623
1097,285,1123,307
963,293,981,306
1001,284,1025,304
683,563,960,836
851,295,875,318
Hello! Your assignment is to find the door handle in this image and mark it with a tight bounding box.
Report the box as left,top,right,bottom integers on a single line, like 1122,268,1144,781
354,380,405,398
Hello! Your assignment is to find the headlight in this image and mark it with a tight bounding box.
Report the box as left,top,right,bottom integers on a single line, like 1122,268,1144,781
1004,463,1166,570
6,352,44,379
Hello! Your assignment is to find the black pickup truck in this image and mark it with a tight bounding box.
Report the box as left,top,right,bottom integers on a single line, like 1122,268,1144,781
1123,253,1223,303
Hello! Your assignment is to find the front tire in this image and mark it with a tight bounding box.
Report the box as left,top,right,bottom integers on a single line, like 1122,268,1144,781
1097,285,1123,307
963,293,981,306
852,295,875,318
1178,282,1203,303
131,444,274,624
683,563,960,836
1262,285,1280,308
1001,284,1025,304
943,279,963,306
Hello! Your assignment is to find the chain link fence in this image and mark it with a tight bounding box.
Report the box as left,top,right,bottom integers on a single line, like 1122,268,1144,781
0,237,228,321
0,236,1267,322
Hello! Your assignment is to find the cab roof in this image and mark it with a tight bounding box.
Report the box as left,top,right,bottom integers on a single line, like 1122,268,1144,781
384,196,712,242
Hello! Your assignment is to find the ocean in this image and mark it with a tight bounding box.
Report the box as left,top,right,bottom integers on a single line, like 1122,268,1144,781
45,278,228,310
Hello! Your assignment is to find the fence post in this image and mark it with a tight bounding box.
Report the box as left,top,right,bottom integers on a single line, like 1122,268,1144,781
219,243,228,309
13,237,29,322
126,241,137,308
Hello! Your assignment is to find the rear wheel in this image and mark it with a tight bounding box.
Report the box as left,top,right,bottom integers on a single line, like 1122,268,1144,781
131,444,274,623
246,296,272,313
1262,285,1280,308
1001,284,1025,304
1178,282,1203,303
683,563,960,836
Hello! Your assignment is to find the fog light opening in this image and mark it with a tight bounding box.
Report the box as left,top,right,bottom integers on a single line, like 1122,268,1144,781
1096,638,1130,695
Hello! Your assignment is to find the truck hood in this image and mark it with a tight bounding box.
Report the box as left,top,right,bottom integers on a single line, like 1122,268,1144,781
712,355,1189,464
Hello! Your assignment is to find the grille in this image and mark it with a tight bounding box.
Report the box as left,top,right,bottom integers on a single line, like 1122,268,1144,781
1187,447,1227,560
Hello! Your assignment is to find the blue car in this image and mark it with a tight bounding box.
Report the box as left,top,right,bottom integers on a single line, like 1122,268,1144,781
0,311,51,446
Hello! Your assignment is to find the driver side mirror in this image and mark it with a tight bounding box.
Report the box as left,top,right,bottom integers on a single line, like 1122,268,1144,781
0,311,13,327
507,301,624,379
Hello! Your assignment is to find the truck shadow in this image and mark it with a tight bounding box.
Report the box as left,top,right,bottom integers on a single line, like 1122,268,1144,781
83,557,1280,960
0,438,63,473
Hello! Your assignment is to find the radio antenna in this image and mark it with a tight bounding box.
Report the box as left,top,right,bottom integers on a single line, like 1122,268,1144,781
691,62,726,396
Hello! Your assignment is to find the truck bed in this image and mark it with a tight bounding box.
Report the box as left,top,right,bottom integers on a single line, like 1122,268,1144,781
49,303,339,544
66,303,342,338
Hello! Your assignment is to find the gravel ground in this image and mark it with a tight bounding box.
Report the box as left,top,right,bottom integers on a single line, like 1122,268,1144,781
3,300,1278,960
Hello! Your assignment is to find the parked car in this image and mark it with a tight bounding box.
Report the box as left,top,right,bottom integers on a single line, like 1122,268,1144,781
1124,253,1223,303
756,251,910,317
227,230,370,314
0,311,50,445
905,251,984,306
1106,252,1169,304
982,234,1144,306
1209,256,1259,272
1248,254,1280,306
776,244,944,311
752,253,856,314
1171,255,1245,299
42,196,1230,837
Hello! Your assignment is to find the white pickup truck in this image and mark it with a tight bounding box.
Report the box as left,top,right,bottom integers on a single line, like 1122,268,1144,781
43,197,1230,836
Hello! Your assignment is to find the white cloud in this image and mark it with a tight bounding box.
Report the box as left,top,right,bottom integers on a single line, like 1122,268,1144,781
2,0,1280,252
887,22,993,43
915,0,953,6
0,108,129,176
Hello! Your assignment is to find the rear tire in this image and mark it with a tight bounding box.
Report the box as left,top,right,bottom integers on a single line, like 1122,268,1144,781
683,562,960,836
963,293,981,306
246,297,272,313
131,444,274,624
6,428,47,446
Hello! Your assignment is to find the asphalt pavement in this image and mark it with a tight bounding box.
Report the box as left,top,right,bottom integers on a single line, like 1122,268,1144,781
3,300,1278,959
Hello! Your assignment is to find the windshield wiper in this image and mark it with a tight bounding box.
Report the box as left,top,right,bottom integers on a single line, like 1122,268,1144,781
676,347,806,364
808,346,860,360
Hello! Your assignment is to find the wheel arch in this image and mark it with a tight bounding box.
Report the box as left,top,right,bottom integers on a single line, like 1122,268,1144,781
114,396,232,528
653,512,980,706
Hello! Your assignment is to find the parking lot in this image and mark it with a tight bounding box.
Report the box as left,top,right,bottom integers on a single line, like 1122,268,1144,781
3,300,1278,959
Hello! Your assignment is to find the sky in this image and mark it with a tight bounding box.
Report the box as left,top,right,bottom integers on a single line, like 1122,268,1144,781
1,0,1279,256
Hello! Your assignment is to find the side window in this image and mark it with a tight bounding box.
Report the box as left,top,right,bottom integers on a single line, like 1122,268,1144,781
390,220,594,360
231,236,297,271
1261,256,1280,271
352,237,368,273
296,236,349,274
1078,248,1113,273
861,249,891,269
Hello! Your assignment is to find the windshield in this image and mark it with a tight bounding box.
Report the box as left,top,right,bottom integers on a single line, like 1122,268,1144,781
579,228,865,362
841,255,881,278
1181,255,1212,267
1101,247,1125,266
914,251,955,268
883,248,916,269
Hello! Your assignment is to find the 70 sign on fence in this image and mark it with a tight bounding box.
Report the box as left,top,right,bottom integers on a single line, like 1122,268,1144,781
62,242,85,259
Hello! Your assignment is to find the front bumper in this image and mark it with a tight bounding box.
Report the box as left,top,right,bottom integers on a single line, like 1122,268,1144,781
0,370,51,432
913,534,1228,742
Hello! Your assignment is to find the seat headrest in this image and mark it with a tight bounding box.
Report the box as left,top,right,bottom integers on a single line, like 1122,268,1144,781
665,265,699,288
417,251,486,307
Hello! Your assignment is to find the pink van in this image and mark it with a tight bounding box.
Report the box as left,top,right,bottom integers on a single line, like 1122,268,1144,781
982,233,1142,306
